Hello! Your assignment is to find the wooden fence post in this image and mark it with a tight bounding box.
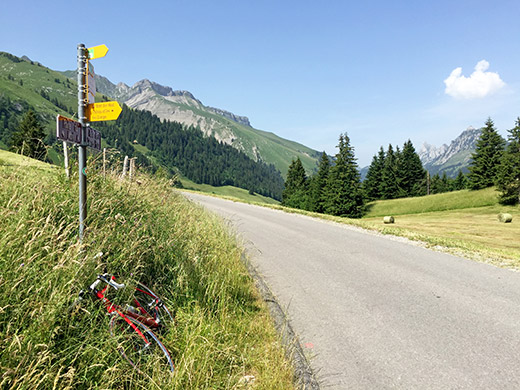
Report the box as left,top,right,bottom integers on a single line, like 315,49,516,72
63,141,70,179
103,148,106,179
121,155,129,179
129,158,135,181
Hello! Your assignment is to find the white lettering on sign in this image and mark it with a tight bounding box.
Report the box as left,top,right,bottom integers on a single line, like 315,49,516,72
57,115,81,144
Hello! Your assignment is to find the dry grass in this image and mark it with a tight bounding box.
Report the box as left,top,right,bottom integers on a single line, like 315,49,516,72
0,150,294,389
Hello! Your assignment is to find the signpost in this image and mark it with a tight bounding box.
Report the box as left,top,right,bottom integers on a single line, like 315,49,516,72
56,115,81,144
75,43,120,240
77,44,88,240
85,126,101,151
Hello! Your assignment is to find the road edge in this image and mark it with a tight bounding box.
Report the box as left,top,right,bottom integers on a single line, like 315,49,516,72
241,252,321,390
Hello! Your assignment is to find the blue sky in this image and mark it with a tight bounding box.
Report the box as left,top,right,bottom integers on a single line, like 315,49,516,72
1,0,520,166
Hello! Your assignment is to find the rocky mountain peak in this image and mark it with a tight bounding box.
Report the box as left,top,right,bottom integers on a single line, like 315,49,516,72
206,106,251,127
419,126,481,166
127,79,199,102
418,126,482,177
419,142,448,165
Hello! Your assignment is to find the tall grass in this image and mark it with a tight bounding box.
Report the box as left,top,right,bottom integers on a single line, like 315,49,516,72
0,150,293,389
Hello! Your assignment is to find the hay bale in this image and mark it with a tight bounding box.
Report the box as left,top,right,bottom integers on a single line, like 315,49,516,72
498,213,513,223
383,216,395,224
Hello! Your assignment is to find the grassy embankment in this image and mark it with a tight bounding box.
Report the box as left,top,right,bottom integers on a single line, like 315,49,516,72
0,149,294,389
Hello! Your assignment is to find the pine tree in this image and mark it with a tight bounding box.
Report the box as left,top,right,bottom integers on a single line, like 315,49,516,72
380,144,399,199
363,147,385,200
453,170,468,191
282,157,308,209
324,133,364,218
467,118,506,190
441,172,451,192
399,140,426,197
430,173,442,194
495,118,520,205
307,152,330,212
10,110,47,160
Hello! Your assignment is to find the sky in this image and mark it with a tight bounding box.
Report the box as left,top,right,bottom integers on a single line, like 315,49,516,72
1,0,520,167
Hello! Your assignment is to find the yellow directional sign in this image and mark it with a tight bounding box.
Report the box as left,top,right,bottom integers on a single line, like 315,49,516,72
86,101,122,122
87,44,109,60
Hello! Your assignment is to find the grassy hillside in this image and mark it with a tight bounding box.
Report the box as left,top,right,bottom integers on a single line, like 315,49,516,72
120,91,321,177
0,52,76,131
181,176,280,205
0,149,293,389
1,53,287,200
365,187,499,217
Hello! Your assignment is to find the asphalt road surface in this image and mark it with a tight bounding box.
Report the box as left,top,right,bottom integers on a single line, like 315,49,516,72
184,192,520,389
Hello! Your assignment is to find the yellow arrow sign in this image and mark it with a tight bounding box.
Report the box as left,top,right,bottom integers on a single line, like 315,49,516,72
87,44,109,60
86,101,122,122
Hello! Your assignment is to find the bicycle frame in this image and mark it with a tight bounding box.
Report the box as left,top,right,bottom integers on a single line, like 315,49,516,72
92,277,156,345
85,273,171,330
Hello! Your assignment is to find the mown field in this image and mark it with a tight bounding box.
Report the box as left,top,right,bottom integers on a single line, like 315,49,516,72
0,150,294,389
357,188,520,268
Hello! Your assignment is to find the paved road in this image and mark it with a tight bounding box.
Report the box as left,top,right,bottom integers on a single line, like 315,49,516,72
184,192,520,389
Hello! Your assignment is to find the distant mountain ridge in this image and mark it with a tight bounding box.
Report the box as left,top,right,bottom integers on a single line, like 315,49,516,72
359,127,481,180
206,106,251,127
419,127,481,177
88,75,321,176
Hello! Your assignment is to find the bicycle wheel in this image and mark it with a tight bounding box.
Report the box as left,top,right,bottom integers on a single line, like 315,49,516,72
133,282,174,328
109,313,174,374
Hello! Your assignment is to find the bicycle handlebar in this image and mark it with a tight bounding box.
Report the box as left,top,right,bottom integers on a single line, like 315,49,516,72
90,274,126,291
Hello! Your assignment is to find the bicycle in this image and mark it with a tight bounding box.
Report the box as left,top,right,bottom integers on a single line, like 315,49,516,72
73,271,175,374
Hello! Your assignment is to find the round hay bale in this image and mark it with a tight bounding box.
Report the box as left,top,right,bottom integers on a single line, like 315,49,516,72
383,216,395,224
498,213,513,223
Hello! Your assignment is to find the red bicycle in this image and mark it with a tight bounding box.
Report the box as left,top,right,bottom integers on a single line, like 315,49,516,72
75,272,175,374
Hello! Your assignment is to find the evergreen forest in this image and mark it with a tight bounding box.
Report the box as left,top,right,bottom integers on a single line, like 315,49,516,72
95,107,286,200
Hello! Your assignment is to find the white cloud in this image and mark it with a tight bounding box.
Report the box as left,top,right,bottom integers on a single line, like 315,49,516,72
444,60,505,99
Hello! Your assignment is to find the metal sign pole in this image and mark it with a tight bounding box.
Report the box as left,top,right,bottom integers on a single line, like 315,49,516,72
77,44,88,240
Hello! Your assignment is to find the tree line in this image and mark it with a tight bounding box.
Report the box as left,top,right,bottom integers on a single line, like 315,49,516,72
282,133,364,217
282,117,520,217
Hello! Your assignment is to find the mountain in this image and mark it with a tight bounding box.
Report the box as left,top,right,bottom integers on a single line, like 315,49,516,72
419,126,481,177
0,52,285,199
90,76,321,176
